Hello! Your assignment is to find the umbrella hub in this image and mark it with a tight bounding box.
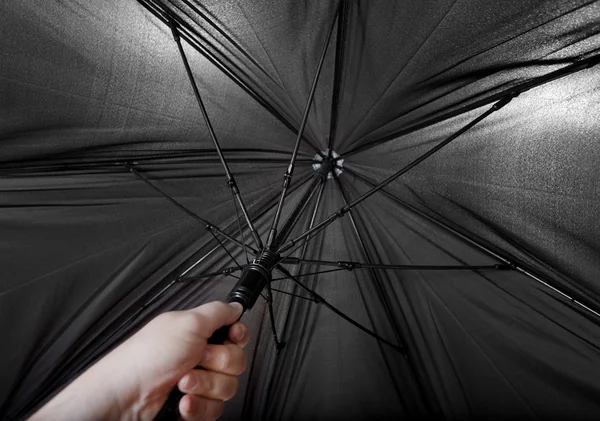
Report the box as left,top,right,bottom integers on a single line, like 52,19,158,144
227,249,279,310
313,150,343,179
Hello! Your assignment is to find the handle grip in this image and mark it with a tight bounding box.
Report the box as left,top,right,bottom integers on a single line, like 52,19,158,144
154,325,231,421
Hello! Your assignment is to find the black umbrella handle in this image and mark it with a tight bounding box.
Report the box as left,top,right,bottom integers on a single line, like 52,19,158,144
154,325,231,421
155,264,262,420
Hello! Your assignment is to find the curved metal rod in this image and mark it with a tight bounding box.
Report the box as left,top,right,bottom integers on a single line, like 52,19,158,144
335,175,434,413
277,95,515,254
341,54,600,159
281,257,511,271
124,163,258,255
170,20,263,249
343,166,600,320
266,4,341,249
137,0,326,158
328,0,348,152
271,267,346,281
275,265,405,354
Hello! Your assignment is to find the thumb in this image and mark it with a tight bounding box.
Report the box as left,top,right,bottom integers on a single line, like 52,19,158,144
188,301,244,339
228,301,243,315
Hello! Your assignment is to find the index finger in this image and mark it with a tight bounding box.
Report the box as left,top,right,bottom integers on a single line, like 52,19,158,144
187,301,244,340
224,322,249,348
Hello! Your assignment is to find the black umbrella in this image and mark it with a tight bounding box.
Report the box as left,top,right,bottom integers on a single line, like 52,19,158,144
2,1,600,420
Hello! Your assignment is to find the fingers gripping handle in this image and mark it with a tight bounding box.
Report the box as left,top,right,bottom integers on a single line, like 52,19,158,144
154,264,259,421
154,325,231,421
207,324,234,344
154,388,184,421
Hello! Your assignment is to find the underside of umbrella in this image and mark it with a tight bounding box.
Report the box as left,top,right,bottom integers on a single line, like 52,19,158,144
2,1,600,420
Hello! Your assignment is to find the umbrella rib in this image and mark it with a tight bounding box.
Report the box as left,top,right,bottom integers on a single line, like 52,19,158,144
265,5,340,249
272,175,325,248
208,229,243,271
170,21,263,250
335,176,434,411
266,178,331,273
277,95,515,255
264,280,284,349
271,267,346,281
328,0,348,153
171,0,281,87
341,54,600,159
33,242,227,415
123,162,257,255
271,221,331,272
31,174,318,416
270,287,315,302
137,0,325,158
275,265,406,354
275,178,327,343
262,178,328,408
299,180,327,267
0,148,313,174
178,265,243,282
282,257,510,271
230,189,251,264
344,166,600,320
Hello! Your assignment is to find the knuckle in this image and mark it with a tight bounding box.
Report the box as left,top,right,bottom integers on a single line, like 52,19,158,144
181,395,208,421
156,311,204,334
224,376,239,400
202,372,215,395
194,397,209,421
179,312,205,332
217,346,231,370
207,400,225,421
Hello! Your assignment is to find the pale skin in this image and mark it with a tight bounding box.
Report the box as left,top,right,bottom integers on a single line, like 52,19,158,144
28,301,249,421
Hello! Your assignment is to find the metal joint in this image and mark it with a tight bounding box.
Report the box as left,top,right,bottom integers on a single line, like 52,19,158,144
122,161,136,172
493,93,518,110
336,208,348,217
228,180,239,193
339,261,355,271
495,263,514,270
276,340,286,352
282,173,292,188
168,20,180,42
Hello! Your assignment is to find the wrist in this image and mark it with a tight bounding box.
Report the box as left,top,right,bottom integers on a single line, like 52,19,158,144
28,366,123,421
93,340,180,421
28,346,158,421
83,344,169,421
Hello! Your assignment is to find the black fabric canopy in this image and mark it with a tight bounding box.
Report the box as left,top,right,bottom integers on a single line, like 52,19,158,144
2,1,600,420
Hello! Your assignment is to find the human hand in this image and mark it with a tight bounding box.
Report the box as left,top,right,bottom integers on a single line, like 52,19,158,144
125,301,249,420
29,301,249,421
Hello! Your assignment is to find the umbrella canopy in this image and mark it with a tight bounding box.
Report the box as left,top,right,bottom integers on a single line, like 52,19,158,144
2,0,600,420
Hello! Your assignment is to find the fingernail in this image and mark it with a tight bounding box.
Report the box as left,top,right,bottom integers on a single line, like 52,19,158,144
183,373,198,389
201,348,211,362
229,302,243,314
181,394,195,415
233,325,243,341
